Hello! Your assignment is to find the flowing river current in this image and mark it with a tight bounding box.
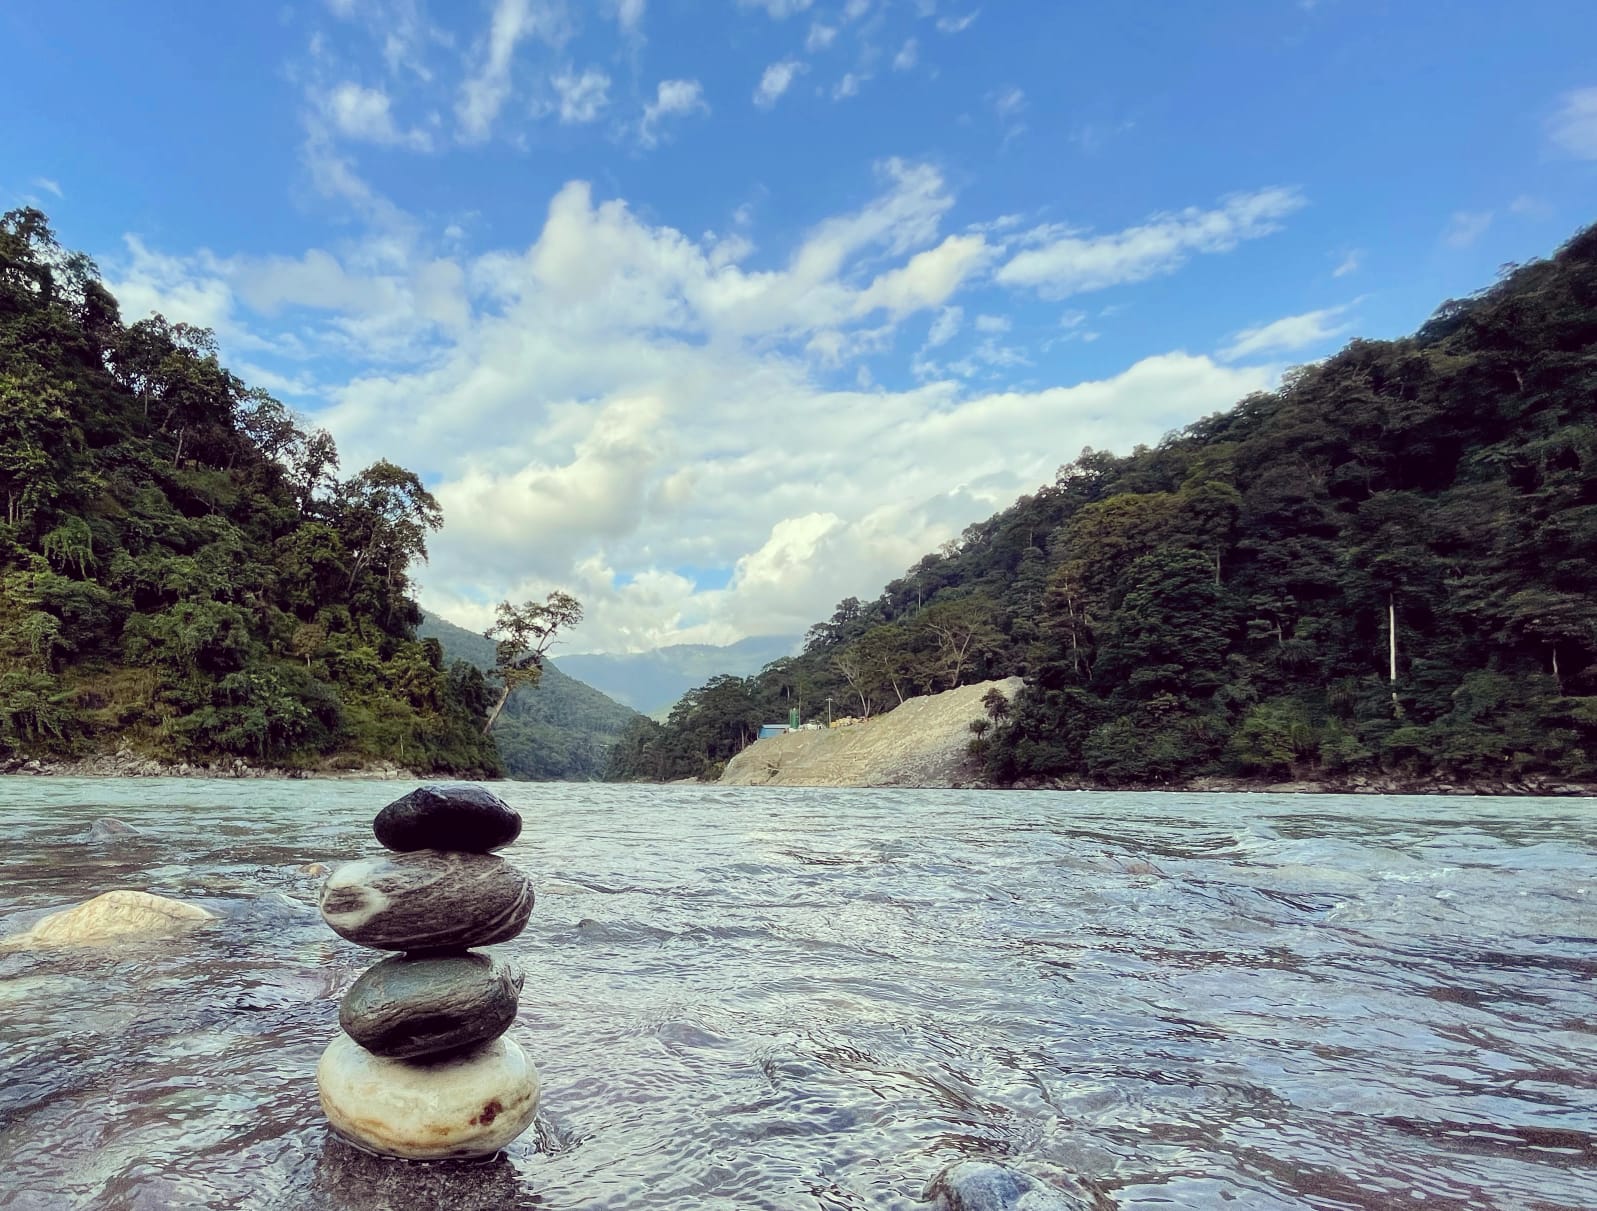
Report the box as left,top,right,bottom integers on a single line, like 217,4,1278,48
0,779,1592,1210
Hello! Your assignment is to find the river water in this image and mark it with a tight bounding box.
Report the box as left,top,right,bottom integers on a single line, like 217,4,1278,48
0,779,1592,1210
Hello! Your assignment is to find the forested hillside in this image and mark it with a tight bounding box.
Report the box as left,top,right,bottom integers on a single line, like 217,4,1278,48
417,612,640,780
612,224,1597,788
0,209,500,775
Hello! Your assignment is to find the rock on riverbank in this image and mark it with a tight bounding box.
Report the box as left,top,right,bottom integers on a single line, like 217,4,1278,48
0,751,417,780
721,678,1023,789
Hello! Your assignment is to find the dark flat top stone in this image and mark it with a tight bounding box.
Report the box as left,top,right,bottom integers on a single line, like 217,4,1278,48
374,785,522,853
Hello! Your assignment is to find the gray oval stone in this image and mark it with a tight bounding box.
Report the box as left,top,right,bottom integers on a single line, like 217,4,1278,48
340,953,524,1059
319,851,534,951
373,785,521,854
923,1162,1093,1211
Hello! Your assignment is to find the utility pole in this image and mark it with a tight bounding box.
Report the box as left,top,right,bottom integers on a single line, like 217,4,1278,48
1388,592,1401,718
825,696,833,726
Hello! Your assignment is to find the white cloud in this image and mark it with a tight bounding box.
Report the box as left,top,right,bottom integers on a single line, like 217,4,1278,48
841,0,871,20
892,38,918,71
924,307,962,349
552,66,611,123
321,82,433,149
806,22,837,51
1442,209,1492,248
736,0,812,17
113,162,1282,653
974,313,1010,333
457,0,567,141
935,10,978,33
754,60,805,109
1220,302,1355,361
1508,194,1552,219
833,73,863,100
851,234,991,318
992,86,1024,119
31,177,63,198
640,78,709,146
1548,86,1597,159
614,0,646,35
1331,249,1362,277
996,186,1307,298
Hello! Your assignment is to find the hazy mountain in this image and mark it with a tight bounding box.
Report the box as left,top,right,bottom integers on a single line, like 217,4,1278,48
417,613,642,781
554,635,801,719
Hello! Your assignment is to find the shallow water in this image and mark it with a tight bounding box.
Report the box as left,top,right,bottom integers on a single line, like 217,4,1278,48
0,779,1592,1210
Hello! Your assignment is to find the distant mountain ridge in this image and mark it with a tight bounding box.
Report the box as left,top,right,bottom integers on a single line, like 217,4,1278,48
554,635,801,718
417,612,642,781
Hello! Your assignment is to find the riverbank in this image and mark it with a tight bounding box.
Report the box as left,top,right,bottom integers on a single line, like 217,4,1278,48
0,752,420,781
1007,772,1597,797
716,678,1596,796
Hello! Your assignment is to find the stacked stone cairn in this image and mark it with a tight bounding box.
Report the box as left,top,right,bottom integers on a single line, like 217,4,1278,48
315,785,540,1160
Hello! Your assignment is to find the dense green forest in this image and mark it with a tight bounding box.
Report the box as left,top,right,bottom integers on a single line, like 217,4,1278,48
611,224,1597,787
417,612,640,780
0,209,500,775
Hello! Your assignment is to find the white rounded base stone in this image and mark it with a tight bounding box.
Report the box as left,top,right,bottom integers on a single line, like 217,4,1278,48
317,1031,540,1160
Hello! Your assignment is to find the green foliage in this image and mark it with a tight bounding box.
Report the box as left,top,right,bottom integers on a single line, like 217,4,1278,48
622,220,1597,787
0,208,500,774
416,611,635,780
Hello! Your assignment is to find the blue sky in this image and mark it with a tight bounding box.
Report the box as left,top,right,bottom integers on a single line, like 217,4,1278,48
3,0,1595,652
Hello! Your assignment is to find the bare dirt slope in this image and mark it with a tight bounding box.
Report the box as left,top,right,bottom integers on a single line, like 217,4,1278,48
719,677,1024,788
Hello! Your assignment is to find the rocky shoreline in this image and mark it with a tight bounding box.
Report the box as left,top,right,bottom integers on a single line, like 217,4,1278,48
1004,773,1597,797
0,751,419,781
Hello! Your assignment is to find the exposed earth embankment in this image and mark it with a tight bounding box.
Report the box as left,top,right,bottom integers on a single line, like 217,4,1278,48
720,678,1022,788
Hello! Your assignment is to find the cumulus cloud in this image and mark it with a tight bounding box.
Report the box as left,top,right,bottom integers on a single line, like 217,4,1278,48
551,66,611,122
1548,86,1597,159
111,161,1282,653
640,78,708,146
996,186,1306,298
320,82,432,149
754,60,805,109
892,38,918,70
1220,302,1355,361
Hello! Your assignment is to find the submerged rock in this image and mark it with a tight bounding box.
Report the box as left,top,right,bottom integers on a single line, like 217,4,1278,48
319,851,534,951
84,817,140,842
923,1162,1093,1211
373,785,522,854
317,1031,540,1160
2,890,215,949
341,953,524,1059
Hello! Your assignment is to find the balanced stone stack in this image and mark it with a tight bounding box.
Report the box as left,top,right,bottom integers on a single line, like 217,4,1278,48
316,786,541,1160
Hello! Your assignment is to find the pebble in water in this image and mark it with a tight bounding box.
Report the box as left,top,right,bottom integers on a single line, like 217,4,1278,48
340,953,524,1059
923,1162,1094,1211
316,786,539,1161
319,851,533,952
374,785,522,853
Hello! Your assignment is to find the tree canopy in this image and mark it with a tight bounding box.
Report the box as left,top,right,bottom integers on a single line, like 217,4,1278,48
612,223,1597,788
0,209,499,774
